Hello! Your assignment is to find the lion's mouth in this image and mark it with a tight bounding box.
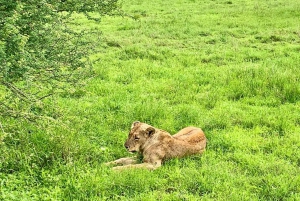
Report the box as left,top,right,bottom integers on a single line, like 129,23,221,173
128,150,137,153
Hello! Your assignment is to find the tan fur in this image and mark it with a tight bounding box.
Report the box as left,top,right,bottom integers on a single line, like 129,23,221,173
105,121,207,170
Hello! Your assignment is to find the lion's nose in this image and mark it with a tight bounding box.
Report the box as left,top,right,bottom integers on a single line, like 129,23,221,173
124,145,129,150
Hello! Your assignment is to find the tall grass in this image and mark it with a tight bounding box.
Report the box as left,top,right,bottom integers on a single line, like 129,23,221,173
1,0,300,200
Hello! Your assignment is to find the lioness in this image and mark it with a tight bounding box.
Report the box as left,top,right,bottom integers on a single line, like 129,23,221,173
106,121,207,170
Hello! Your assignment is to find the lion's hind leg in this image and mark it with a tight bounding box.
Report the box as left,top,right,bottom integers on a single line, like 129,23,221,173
173,127,200,141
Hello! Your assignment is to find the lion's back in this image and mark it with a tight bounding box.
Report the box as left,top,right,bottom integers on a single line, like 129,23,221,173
145,127,207,160
173,127,206,144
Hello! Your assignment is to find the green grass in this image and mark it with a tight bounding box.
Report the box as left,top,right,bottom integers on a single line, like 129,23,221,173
1,0,300,200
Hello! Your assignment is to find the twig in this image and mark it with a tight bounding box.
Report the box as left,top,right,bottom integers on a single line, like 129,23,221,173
1,81,32,103
38,93,53,100
0,101,12,110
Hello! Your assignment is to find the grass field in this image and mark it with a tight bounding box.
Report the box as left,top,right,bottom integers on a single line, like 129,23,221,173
1,0,300,200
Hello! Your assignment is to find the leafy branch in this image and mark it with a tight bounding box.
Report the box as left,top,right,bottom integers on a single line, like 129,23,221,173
0,0,120,124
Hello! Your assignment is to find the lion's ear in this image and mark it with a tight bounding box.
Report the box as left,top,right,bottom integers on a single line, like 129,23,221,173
145,127,155,137
131,121,140,129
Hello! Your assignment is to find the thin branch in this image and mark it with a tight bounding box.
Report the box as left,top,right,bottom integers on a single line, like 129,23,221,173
0,101,12,110
38,93,53,100
1,81,32,103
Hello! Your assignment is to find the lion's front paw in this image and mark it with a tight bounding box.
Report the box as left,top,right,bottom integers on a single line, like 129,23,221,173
104,161,116,166
112,166,125,171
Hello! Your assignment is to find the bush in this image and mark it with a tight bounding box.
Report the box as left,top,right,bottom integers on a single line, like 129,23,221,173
0,0,120,174
0,0,119,121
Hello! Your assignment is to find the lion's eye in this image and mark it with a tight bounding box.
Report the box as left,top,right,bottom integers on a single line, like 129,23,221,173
134,136,140,140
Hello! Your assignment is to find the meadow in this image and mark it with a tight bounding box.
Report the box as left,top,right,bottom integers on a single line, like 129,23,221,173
1,0,300,200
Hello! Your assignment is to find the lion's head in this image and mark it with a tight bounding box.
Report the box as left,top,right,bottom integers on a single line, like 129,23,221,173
124,121,156,153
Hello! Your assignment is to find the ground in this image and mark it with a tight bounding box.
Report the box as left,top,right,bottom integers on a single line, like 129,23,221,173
0,0,300,200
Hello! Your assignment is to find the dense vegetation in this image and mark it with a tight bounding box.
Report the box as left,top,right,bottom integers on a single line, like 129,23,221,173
0,0,118,119
1,0,300,200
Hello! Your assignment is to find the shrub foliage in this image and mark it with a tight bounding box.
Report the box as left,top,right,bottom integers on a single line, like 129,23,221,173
0,0,119,121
